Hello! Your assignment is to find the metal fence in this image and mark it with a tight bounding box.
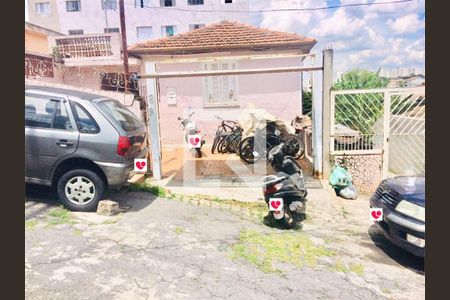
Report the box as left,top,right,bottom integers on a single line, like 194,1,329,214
330,87,425,178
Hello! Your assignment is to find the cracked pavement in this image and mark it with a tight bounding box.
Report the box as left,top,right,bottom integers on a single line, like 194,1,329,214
25,184,424,300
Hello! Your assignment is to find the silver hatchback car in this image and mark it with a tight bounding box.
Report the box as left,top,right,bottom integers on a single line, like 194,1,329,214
25,85,148,211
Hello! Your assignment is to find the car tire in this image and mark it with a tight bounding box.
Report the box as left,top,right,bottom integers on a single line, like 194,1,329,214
56,169,105,212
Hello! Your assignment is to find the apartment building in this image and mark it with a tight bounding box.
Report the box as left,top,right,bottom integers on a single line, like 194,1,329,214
27,0,252,44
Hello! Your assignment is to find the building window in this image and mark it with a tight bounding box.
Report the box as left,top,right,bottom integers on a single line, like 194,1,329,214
104,28,120,33
135,0,150,7
68,29,84,35
102,0,117,10
66,0,81,12
137,26,153,40
160,0,175,7
161,25,176,37
203,62,238,107
188,0,203,5
189,24,205,30
224,0,233,3
35,2,51,16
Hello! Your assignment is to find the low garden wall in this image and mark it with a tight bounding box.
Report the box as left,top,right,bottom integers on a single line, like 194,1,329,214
332,154,382,196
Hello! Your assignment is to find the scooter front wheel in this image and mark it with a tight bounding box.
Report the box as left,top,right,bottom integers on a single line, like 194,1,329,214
280,208,295,229
196,148,202,158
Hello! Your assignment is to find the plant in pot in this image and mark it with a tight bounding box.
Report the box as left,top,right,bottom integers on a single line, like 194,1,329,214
52,47,64,63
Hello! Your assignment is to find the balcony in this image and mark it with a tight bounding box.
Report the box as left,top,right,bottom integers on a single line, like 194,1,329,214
48,33,139,67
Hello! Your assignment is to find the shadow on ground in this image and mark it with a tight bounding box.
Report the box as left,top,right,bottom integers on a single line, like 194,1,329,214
368,224,424,275
25,183,157,217
106,190,157,212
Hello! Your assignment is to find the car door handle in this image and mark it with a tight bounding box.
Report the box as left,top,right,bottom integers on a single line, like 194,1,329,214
56,140,73,148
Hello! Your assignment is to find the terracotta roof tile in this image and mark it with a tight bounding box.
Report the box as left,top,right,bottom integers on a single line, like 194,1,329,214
129,21,316,55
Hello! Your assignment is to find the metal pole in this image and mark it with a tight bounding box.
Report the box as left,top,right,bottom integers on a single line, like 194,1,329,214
144,61,162,180
119,0,129,92
322,49,333,179
312,55,323,178
382,92,391,179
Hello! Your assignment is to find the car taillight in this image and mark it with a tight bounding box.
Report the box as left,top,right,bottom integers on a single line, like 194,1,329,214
117,136,131,156
264,183,283,195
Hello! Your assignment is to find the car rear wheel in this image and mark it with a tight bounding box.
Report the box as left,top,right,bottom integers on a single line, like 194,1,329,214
57,169,105,212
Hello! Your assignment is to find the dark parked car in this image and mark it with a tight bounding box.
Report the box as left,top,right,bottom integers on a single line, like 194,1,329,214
370,176,425,257
25,85,147,211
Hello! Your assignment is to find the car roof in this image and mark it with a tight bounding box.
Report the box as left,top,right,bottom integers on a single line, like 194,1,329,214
25,85,106,101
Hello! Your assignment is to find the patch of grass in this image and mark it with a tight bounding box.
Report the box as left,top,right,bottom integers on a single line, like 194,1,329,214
331,260,364,276
349,263,364,276
73,228,82,236
174,226,184,234
46,207,74,226
129,183,167,197
25,219,38,230
102,219,118,225
230,230,335,274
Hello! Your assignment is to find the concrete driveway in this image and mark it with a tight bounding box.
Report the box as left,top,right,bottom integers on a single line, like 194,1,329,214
25,184,424,300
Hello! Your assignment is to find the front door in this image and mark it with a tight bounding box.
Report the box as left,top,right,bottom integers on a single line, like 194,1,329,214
25,93,79,181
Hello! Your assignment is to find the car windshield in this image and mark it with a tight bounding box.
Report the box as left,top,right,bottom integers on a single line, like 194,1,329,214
97,100,144,132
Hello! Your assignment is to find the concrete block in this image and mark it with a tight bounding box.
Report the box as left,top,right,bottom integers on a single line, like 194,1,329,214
97,200,119,216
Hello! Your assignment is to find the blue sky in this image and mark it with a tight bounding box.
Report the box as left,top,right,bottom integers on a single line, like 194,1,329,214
252,0,425,74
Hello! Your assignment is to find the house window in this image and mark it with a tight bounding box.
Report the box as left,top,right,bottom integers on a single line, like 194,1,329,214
102,0,117,10
224,0,233,3
104,28,120,33
203,62,238,107
189,24,205,30
66,1,81,12
137,26,153,40
188,0,203,5
68,29,84,35
35,2,51,16
134,0,150,7
161,25,176,37
160,0,175,7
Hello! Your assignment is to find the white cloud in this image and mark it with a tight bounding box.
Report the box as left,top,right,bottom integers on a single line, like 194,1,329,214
387,14,424,34
311,8,366,37
256,0,425,74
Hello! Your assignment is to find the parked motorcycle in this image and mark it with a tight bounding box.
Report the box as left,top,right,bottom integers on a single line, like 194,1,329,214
177,112,206,158
262,143,308,229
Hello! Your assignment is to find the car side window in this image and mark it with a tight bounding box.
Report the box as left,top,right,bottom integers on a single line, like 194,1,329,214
53,102,73,130
25,95,57,129
70,102,100,134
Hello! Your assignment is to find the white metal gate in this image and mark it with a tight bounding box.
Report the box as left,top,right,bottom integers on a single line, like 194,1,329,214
330,87,425,178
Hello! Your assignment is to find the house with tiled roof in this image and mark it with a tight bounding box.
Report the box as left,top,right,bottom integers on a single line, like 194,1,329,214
129,21,317,146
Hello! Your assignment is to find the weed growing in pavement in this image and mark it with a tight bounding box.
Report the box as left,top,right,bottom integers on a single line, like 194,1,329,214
174,226,184,234
230,230,335,274
341,206,349,219
102,218,119,225
331,259,364,276
73,228,82,236
25,219,38,230
46,207,74,226
129,183,167,197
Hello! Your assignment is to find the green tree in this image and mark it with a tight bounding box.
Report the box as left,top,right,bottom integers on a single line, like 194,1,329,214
333,69,389,90
302,91,312,116
332,69,389,136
